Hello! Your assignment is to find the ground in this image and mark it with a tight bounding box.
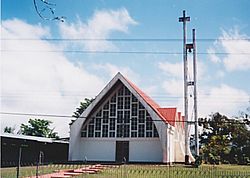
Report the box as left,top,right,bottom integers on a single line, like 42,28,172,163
1,164,250,178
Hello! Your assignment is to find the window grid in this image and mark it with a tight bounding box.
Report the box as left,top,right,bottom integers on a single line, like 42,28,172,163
102,125,108,137
95,118,101,130
81,85,159,138
88,124,94,137
110,104,116,117
132,103,138,116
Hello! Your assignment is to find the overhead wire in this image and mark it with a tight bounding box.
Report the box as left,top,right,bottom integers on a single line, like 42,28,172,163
1,38,250,41
2,37,250,54
1,50,250,55
2,37,249,121
0,112,248,125
1,92,249,102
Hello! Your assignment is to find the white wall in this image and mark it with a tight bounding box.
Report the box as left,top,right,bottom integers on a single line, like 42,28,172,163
129,139,162,162
71,138,162,162
169,133,175,162
73,139,116,161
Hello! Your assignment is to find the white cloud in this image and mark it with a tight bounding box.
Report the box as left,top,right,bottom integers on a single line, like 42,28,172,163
161,80,249,118
207,47,221,63
92,63,139,84
158,60,206,81
1,19,105,137
2,18,50,39
158,60,206,113
198,84,249,117
158,62,182,78
208,28,250,71
59,8,137,51
162,79,183,97
215,71,225,78
160,78,183,111
142,85,159,97
158,60,249,117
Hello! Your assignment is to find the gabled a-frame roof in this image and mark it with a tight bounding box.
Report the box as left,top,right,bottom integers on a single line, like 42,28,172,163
74,72,180,127
124,75,177,126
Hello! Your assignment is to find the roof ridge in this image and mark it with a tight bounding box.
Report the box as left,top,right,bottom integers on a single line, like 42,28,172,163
157,107,177,109
122,75,160,108
78,72,178,127
121,74,178,126
120,74,180,127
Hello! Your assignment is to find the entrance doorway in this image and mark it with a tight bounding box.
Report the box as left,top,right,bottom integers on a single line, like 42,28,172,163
115,141,129,163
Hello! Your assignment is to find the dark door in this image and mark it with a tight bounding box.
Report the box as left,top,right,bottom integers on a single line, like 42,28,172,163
115,141,129,163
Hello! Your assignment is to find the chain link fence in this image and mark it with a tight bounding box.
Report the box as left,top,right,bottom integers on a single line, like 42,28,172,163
1,162,250,178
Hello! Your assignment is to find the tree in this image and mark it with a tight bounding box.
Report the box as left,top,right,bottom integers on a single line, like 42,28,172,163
231,105,250,164
4,126,15,134
72,98,94,118
199,112,250,164
20,118,59,139
33,0,65,22
238,104,250,125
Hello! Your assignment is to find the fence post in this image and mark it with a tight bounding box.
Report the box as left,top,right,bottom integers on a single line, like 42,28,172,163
122,157,127,178
168,164,170,178
16,147,22,178
36,151,44,178
84,156,87,178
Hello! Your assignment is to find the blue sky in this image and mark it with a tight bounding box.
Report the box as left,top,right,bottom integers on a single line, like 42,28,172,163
1,0,250,136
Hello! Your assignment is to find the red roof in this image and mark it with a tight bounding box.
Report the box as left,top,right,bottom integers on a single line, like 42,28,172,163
124,76,177,127
157,108,177,126
178,112,181,121
125,78,160,109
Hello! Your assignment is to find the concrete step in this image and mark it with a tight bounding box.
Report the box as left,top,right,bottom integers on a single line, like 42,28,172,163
51,175,71,178
63,172,82,176
74,169,97,174
27,164,107,178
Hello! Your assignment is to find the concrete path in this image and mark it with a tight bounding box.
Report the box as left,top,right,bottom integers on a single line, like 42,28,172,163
28,164,107,178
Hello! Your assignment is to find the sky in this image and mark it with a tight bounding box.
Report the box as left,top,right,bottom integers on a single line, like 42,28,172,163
1,0,250,137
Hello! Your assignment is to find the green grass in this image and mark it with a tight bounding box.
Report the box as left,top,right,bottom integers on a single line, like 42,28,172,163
0,164,87,178
88,165,250,178
1,164,250,178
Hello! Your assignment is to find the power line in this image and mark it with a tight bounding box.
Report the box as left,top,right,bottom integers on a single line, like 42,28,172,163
1,38,250,41
1,92,249,97
0,112,248,124
1,99,247,104
1,92,249,101
0,112,74,118
1,50,250,55
1,95,247,100
1,94,248,100
1,50,182,55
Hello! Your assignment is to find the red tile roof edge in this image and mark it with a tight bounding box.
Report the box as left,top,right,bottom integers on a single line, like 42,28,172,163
123,75,177,126
157,108,177,126
124,77,160,109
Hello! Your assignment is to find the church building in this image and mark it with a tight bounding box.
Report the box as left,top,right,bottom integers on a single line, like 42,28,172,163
69,73,194,163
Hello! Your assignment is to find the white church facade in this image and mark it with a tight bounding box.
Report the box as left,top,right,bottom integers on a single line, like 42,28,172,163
69,73,194,163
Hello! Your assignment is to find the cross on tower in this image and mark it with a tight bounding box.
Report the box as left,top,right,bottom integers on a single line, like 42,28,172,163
179,10,190,23
178,10,198,164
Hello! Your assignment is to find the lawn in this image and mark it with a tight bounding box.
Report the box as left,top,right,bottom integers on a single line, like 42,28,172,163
1,164,250,178
0,164,84,178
